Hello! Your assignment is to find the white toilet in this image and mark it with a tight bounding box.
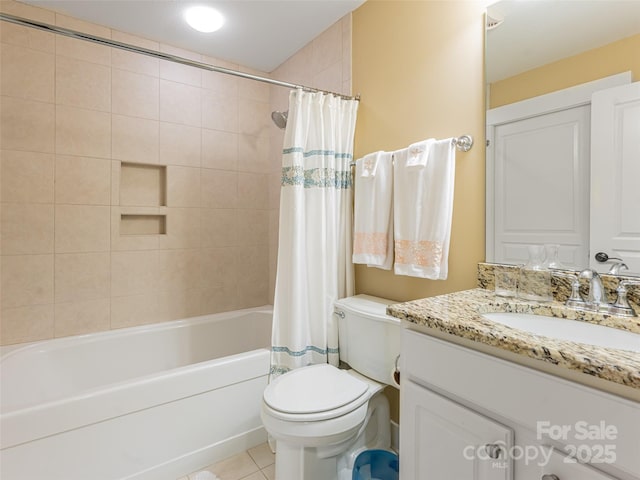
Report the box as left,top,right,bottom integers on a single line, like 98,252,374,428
261,294,401,480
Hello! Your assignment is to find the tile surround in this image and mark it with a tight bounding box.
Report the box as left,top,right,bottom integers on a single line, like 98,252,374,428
0,0,351,344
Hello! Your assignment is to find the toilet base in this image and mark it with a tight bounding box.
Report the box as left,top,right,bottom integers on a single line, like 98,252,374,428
272,392,391,480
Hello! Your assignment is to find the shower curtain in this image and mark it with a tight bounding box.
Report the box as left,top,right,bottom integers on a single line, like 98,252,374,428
270,90,358,377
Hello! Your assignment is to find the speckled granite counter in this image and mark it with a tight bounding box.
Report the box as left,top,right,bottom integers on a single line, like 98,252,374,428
387,288,640,390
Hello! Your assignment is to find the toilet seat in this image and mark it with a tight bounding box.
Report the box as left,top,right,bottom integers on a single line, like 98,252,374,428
263,364,370,422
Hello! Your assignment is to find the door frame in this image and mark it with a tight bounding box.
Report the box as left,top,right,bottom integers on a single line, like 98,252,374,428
485,71,632,262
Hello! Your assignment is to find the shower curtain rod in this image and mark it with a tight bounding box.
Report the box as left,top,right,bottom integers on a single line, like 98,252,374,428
0,12,360,102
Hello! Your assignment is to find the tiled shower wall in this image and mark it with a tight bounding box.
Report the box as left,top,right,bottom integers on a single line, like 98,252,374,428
0,1,351,345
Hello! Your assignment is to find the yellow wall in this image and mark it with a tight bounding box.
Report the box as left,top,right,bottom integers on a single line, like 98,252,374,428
352,1,486,303
490,33,640,108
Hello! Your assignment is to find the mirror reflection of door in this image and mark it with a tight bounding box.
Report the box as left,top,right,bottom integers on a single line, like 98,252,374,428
590,82,640,274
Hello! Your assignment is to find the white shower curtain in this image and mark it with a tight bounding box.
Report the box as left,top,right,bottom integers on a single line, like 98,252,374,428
270,90,358,377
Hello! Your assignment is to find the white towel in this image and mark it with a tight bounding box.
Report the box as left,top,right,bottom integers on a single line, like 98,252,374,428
393,138,456,279
353,151,394,269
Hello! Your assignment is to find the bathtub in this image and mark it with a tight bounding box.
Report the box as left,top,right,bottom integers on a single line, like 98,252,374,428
0,306,273,480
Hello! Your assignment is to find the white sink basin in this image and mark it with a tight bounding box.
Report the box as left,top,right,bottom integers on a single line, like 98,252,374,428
482,312,640,353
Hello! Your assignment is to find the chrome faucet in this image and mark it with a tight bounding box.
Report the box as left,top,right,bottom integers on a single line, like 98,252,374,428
608,261,629,275
578,268,605,307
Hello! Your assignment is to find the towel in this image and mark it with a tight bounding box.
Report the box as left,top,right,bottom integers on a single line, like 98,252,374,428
352,151,394,269
393,138,456,279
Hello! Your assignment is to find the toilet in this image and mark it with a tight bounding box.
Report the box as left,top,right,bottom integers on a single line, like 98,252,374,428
261,294,401,480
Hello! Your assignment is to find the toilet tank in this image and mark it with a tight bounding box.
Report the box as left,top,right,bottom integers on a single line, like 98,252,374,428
334,294,401,386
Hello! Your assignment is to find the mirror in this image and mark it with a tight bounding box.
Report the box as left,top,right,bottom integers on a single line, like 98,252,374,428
484,0,640,274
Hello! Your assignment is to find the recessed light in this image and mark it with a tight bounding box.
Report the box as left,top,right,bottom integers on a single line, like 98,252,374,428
184,6,224,33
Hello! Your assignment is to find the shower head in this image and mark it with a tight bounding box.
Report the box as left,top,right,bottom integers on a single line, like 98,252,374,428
271,110,288,129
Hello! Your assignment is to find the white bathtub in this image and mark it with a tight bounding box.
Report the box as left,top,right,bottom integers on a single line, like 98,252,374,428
0,306,273,480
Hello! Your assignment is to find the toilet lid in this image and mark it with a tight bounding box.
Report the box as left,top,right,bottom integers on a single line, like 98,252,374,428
263,364,368,414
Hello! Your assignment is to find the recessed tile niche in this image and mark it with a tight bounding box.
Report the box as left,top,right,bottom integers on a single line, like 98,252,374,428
119,163,167,235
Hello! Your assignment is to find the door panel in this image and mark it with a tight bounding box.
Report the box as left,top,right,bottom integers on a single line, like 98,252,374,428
492,106,591,268
590,82,640,274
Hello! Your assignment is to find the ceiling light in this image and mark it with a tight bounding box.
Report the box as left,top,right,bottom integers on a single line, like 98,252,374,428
184,6,224,33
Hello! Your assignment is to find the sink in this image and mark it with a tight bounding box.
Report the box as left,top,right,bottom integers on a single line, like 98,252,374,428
482,312,640,353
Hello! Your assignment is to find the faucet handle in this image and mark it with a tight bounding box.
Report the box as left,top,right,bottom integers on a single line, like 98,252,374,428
551,271,583,307
609,280,640,317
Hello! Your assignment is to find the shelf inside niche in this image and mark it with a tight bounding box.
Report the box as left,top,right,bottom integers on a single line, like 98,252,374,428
120,214,166,235
120,163,166,207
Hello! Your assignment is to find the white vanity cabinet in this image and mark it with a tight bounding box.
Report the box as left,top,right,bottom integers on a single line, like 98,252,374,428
400,329,640,480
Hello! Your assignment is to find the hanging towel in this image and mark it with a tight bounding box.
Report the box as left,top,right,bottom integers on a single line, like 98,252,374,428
393,138,456,279
353,151,394,269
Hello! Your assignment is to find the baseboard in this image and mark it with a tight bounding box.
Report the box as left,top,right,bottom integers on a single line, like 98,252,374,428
126,427,268,480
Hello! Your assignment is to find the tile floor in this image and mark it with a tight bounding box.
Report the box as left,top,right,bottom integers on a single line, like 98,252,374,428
178,443,275,480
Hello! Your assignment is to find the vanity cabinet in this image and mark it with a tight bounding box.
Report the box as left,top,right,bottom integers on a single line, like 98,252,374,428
400,329,640,480
402,380,513,479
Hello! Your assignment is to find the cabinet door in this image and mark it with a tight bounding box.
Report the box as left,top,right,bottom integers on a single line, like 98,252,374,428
400,380,513,480
538,446,619,480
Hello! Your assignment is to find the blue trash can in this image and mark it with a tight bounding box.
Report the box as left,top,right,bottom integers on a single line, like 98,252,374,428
352,449,399,480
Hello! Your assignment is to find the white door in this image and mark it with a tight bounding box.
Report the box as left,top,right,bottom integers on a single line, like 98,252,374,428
491,106,591,268
590,81,640,274
400,380,513,480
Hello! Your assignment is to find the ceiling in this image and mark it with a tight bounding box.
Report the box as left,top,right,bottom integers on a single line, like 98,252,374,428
486,0,640,83
20,0,365,73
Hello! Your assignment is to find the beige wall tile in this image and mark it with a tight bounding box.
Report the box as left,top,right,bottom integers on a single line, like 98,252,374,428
55,205,110,253
268,173,281,210
201,246,237,287
157,287,202,320
0,22,54,53
112,115,159,164
55,155,111,205
110,293,165,329
111,30,159,77
159,44,201,87
238,98,270,137
0,304,54,345
166,166,201,207
1,150,54,203
111,250,159,297
112,68,159,119
202,129,238,171
313,61,343,94
54,14,111,63
0,43,54,102
159,122,201,167
1,254,54,307
54,298,110,337
0,96,54,153
237,173,268,209
202,63,238,96
1,203,54,254
158,208,201,249
201,209,238,248
160,80,201,127
54,252,110,303
236,209,269,247
157,249,201,293
201,169,237,208
202,89,238,133
312,21,343,73
55,55,111,112
238,134,270,173
0,0,54,22
1,255,53,308
238,75,270,102
201,283,238,315
237,245,269,286
55,105,111,158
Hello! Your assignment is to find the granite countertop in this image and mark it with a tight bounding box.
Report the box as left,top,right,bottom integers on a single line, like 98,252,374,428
387,288,640,390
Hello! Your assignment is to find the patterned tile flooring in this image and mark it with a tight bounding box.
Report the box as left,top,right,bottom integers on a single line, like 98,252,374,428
178,443,275,480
